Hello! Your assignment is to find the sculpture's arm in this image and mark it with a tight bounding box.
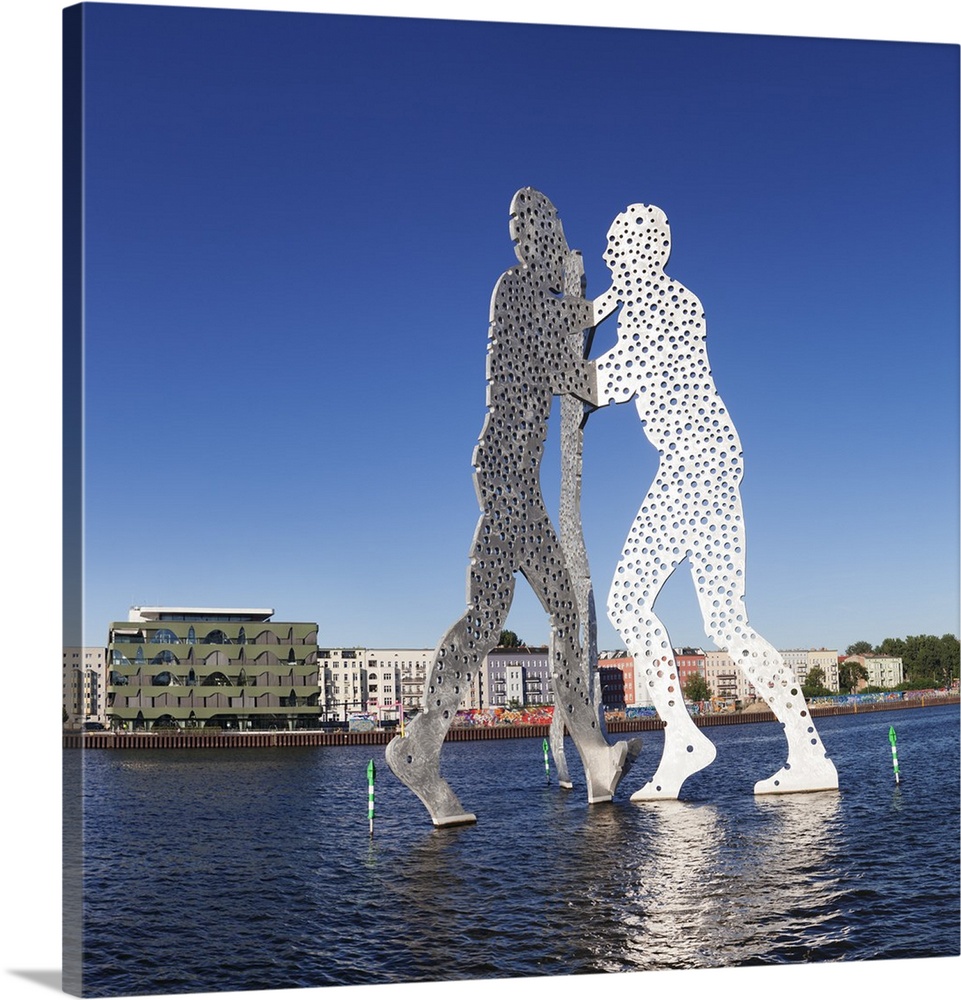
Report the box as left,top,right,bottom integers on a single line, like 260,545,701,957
556,358,598,408
589,291,638,406
548,295,598,407
593,288,620,326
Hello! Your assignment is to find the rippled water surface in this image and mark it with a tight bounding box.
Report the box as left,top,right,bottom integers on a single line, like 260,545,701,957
73,706,960,996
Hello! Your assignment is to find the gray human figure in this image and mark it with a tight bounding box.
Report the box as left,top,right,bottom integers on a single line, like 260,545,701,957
551,248,605,789
585,203,838,798
386,189,640,825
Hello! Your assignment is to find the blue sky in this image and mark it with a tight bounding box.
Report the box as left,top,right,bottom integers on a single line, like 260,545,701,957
73,2,959,654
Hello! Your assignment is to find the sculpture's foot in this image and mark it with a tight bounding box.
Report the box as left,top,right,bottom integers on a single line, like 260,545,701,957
549,712,572,788
754,755,839,795
585,738,643,803
385,733,477,826
630,729,716,801
554,747,573,789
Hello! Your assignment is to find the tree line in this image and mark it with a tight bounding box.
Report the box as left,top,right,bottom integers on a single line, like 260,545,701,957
844,634,959,690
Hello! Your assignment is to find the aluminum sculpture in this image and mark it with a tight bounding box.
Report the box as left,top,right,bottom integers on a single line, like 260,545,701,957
385,189,640,826
586,203,839,798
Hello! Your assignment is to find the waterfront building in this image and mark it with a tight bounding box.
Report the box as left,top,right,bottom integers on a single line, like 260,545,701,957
317,646,368,722
673,647,707,693
63,646,108,729
317,647,447,722
599,651,640,706
779,648,840,691
598,663,626,710
703,649,751,705
366,648,435,720
483,646,552,708
106,606,321,730
842,653,904,689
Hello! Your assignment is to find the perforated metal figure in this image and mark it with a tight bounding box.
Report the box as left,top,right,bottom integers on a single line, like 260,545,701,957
586,203,838,798
385,189,640,825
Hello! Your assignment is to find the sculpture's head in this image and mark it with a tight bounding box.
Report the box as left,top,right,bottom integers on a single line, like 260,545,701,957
604,204,671,278
509,188,569,279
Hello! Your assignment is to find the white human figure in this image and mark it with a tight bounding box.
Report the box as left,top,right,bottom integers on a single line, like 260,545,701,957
587,203,838,798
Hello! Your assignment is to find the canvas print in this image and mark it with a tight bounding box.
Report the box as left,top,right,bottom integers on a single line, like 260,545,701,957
61,3,959,999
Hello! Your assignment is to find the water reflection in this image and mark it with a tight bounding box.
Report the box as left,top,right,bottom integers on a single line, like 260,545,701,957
582,792,845,971
714,792,845,965
606,801,724,970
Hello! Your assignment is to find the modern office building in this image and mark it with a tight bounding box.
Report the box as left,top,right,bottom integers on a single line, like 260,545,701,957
597,663,627,710
106,606,321,730
63,647,108,729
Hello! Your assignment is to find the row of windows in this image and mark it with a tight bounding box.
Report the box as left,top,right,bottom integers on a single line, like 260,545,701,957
113,647,308,666
114,628,315,646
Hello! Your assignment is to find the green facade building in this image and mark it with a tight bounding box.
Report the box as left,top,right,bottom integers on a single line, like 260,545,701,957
107,606,321,730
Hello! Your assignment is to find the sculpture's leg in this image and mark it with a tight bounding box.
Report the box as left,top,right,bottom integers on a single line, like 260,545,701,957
730,631,838,794
556,298,602,795
623,642,717,800
387,524,516,825
607,533,716,801
548,702,573,788
691,549,838,795
385,713,477,826
385,618,479,826
524,533,640,803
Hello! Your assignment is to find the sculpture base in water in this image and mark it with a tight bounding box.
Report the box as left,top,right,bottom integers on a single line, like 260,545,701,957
385,729,478,827
629,731,717,801
582,737,643,803
754,757,839,795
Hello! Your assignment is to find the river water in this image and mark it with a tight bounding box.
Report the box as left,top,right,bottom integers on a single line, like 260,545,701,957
70,705,959,996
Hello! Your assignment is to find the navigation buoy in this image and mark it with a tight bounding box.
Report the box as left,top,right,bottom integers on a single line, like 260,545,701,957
888,726,901,785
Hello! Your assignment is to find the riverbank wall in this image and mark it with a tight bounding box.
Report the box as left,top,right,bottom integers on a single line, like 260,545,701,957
63,693,958,749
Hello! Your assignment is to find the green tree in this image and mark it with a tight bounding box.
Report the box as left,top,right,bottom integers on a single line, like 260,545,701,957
893,634,959,687
845,640,874,656
876,637,906,659
838,659,868,693
683,674,711,702
498,630,523,647
802,665,831,699
941,633,960,685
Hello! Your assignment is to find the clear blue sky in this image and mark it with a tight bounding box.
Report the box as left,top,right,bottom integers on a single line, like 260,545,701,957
74,2,959,653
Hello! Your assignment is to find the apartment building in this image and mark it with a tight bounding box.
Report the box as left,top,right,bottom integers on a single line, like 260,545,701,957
63,647,108,728
599,652,638,706
703,649,752,704
674,647,707,692
779,648,840,691
483,646,552,709
842,653,904,689
366,648,435,719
